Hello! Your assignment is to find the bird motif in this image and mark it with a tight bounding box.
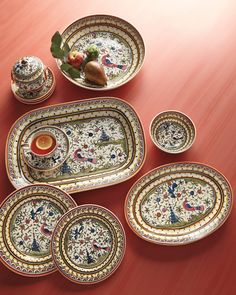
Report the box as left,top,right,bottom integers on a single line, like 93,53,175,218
72,225,84,240
74,152,97,164
52,155,61,163
40,223,52,236
183,199,204,212
101,54,126,71
168,183,178,198
93,241,111,252
30,206,43,220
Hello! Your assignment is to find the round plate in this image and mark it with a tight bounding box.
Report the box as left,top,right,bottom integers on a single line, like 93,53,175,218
150,111,196,153
11,67,55,104
52,205,126,284
22,125,70,171
56,14,145,90
125,162,233,246
0,184,76,276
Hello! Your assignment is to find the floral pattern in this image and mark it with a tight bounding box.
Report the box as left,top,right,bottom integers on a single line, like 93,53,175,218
23,126,69,171
74,31,132,81
30,117,128,179
67,219,112,267
141,178,215,228
156,122,187,150
11,199,62,256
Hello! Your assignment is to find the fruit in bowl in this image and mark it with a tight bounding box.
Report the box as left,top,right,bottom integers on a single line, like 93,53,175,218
67,50,84,69
84,61,107,86
50,31,107,85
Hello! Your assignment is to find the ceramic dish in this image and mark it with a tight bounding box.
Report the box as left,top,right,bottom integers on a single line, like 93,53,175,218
22,126,70,171
51,204,126,284
11,67,55,104
0,184,76,276
56,14,145,90
6,97,146,193
125,162,233,245
150,111,196,153
11,56,46,94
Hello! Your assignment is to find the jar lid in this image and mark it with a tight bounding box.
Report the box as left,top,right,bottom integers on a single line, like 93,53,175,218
12,56,44,82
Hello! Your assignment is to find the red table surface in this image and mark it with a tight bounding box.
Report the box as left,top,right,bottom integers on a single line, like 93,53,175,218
1,1,236,294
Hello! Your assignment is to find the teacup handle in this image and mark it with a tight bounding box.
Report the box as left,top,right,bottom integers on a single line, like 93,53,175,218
11,71,15,82
21,143,30,152
44,67,48,80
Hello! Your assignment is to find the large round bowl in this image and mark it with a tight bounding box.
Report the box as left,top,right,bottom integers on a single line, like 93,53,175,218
56,14,145,90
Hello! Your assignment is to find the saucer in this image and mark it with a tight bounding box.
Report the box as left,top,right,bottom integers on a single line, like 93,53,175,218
11,67,55,104
150,111,196,153
22,126,70,171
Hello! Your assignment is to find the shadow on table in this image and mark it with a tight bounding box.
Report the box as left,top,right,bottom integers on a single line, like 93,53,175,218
125,220,230,263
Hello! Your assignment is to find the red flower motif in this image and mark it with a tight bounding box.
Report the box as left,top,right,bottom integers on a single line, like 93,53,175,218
177,193,181,198
25,218,30,224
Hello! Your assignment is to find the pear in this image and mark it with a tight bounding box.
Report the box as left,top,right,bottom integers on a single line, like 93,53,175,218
84,61,107,86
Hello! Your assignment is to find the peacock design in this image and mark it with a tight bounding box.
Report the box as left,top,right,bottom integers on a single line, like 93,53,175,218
10,199,62,256
141,178,215,228
66,218,112,267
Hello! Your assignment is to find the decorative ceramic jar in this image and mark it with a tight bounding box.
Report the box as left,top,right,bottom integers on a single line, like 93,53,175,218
11,56,47,94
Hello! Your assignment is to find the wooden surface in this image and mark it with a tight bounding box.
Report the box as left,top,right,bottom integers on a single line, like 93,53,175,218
0,0,236,294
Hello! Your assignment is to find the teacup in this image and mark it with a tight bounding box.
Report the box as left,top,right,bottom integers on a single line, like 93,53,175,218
11,56,47,95
22,130,58,158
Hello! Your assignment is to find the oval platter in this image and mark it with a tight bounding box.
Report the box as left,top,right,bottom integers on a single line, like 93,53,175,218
125,162,233,245
0,184,76,276
51,205,126,284
56,14,145,90
6,97,145,193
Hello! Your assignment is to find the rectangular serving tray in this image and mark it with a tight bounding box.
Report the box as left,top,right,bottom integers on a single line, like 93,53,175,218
6,97,146,193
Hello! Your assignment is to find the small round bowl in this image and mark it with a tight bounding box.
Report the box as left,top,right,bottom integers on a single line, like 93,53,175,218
150,111,196,154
